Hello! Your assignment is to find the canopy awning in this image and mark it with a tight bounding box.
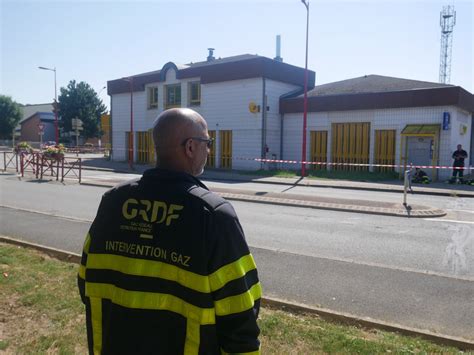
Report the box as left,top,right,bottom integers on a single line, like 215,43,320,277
401,124,440,136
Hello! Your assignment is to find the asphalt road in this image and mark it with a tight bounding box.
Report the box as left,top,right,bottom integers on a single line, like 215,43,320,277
0,172,473,340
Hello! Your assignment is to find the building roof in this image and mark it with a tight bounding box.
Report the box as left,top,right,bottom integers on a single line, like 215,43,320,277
185,54,260,68
305,75,453,97
20,103,53,122
20,112,55,126
107,54,314,95
281,75,474,114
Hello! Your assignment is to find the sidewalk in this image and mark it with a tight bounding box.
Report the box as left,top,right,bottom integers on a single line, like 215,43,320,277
73,154,473,218
76,153,474,197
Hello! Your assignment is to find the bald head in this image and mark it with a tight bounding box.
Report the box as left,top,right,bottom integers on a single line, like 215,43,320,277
152,108,209,175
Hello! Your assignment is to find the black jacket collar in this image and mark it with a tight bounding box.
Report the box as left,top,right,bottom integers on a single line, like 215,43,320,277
141,168,209,191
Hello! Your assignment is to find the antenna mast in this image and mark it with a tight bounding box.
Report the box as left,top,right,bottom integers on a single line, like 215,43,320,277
439,5,456,84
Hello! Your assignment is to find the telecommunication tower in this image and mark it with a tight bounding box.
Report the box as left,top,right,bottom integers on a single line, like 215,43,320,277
439,5,456,84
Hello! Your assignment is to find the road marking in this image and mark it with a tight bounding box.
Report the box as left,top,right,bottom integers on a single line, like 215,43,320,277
0,205,92,223
423,218,474,224
3,204,473,282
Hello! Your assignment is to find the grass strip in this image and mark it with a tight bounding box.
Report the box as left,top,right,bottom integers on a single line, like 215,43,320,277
235,168,400,182
0,243,466,354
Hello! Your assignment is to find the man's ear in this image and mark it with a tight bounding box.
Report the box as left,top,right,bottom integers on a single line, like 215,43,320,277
184,139,195,158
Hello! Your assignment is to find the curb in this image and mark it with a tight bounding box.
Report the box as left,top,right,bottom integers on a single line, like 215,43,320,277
78,165,474,198
261,298,474,351
80,179,446,218
217,192,446,218
1,235,473,350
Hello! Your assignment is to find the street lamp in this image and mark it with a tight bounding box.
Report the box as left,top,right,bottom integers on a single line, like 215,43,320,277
300,0,310,177
38,66,59,144
98,86,106,96
122,77,134,170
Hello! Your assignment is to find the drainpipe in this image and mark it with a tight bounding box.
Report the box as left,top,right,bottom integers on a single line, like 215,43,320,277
279,113,284,162
261,78,267,169
109,95,113,160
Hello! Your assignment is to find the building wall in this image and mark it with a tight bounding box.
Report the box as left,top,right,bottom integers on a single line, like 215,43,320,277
283,105,472,179
20,114,55,143
264,79,300,164
202,78,263,170
111,92,142,161
111,72,265,168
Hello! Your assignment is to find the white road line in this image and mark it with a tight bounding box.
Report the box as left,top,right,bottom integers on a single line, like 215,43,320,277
3,204,473,282
0,205,92,223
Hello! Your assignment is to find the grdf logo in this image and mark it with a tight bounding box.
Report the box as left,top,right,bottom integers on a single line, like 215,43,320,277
122,199,183,226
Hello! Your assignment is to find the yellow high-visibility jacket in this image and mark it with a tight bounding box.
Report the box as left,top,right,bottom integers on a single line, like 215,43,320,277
78,168,261,355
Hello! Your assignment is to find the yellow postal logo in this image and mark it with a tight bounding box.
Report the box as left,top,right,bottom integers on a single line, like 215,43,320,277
122,199,183,226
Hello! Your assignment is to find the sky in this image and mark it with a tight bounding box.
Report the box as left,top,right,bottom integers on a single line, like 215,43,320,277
1,0,472,111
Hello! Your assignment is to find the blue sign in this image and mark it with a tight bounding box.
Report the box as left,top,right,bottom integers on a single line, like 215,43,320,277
442,112,450,130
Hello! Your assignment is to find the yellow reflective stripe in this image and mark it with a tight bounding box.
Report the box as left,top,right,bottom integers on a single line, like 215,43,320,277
90,297,102,355
86,282,216,325
215,282,262,317
78,264,86,280
209,254,257,292
83,233,91,255
184,319,200,355
86,253,211,293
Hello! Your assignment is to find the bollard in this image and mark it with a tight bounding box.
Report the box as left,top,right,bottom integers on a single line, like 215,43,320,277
20,153,24,177
403,168,412,213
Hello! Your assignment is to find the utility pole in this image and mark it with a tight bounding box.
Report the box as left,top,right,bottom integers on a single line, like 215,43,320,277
439,5,456,84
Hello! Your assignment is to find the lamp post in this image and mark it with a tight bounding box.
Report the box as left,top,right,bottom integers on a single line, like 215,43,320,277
300,0,310,177
38,66,59,144
122,77,134,170
98,86,106,96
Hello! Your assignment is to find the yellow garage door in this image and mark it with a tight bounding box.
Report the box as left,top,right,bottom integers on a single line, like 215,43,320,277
374,130,395,172
310,131,327,170
206,130,216,168
220,130,232,169
101,114,111,147
136,130,155,164
331,123,370,171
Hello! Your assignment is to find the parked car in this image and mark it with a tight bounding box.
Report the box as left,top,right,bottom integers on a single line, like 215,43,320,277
41,141,57,149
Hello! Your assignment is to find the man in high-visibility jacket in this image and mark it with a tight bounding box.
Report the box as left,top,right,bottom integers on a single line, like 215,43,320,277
78,108,261,354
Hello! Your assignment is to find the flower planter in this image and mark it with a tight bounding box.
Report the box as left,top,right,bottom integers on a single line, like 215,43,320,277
43,153,64,161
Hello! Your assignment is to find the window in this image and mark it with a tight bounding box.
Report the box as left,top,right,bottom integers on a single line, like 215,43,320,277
189,82,201,106
165,84,181,108
148,87,158,109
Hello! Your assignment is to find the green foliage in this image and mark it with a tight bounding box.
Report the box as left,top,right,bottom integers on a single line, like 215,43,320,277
17,141,32,149
58,80,107,139
0,95,22,139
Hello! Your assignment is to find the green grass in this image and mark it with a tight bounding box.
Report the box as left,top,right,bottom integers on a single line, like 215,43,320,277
0,243,87,354
0,243,468,354
237,168,400,182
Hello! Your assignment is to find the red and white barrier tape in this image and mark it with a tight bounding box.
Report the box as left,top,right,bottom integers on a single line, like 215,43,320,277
234,157,472,171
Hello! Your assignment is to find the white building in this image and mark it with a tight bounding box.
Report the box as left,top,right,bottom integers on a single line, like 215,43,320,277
107,52,312,171
281,75,474,180
107,53,473,180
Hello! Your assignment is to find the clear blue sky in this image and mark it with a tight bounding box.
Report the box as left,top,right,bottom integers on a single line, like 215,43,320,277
1,0,472,111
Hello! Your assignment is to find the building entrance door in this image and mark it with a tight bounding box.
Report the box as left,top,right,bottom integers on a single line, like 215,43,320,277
406,137,434,178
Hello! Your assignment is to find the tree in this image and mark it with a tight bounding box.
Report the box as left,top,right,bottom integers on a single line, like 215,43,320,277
0,95,22,139
58,80,107,140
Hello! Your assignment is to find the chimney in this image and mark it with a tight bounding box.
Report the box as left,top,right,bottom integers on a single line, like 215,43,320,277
274,35,283,62
207,48,215,62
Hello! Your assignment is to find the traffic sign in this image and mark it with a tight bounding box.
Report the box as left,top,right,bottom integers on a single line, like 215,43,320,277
38,123,45,131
